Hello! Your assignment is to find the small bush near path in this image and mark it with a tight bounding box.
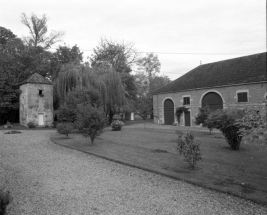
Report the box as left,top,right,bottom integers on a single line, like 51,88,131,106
177,132,202,169
27,121,37,128
111,120,124,131
57,123,73,138
4,130,21,134
75,104,107,144
0,190,12,215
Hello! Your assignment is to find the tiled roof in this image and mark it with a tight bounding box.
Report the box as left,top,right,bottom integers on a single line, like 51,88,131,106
20,73,52,85
154,52,267,94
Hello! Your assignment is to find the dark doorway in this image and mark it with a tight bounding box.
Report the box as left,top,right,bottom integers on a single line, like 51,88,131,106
201,92,223,111
184,110,191,126
164,99,174,125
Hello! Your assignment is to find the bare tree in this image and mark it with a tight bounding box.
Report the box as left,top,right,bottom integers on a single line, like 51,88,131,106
21,13,64,49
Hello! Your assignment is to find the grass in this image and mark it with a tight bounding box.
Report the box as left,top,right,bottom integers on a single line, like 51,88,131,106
52,120,267,205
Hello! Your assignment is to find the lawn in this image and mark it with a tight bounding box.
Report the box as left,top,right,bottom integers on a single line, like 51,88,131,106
52,121,267,205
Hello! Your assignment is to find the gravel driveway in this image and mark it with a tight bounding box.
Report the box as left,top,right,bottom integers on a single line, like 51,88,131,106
0,130,266,215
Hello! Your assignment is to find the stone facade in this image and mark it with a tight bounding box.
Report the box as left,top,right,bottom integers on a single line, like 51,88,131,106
153,82,267,126
19,73,53,127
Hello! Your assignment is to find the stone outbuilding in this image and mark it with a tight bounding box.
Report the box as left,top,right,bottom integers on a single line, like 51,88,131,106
19,73,53,127
153,52,267,126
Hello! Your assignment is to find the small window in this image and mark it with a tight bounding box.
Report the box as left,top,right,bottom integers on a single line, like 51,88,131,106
237,92,248,102
183,97,190,105
38,90,43,95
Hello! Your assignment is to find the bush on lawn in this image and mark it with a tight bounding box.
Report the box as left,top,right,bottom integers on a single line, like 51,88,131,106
207,109,245,150
195,105,214,134
111,120,124,131
235,108,267,144
177,132,201,169
75,104,107,144
27,120,37,128
57,123,73,138
0,189,12,215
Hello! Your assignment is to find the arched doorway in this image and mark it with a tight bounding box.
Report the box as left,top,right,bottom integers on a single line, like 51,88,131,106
164,99,174,125
201,92,223,111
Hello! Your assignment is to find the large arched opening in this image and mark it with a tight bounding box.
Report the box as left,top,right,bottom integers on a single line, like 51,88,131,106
164,99,174,125
201,92,223,111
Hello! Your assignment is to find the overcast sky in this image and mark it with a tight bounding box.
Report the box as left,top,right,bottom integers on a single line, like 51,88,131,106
1,0,266,80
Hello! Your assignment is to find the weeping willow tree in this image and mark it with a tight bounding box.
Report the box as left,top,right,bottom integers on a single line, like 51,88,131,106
53,63,127,122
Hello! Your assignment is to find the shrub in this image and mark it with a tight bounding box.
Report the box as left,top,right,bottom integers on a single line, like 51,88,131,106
195,106,214,134
111,120,124,131
4,130,21,134
27,120,37,128
57,104,77,123
177,132,201,169
56,123,73,138
76,104,107,144
3,122,12,129
235,108,267,144
0,190,12,215
175,106,188,124
207,109,245,150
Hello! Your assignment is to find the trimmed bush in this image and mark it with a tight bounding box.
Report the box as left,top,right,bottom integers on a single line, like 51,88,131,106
207,109,245,150
111,120,124,131
27,121,37,128
177,132,201,169
76,104,107,144
0,190,12,215
57,123,73,138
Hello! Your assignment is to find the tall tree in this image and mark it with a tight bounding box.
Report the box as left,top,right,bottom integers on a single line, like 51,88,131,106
90,38,138,102
137,53,161,79
21,13,64,49
54,63,126,122
90,38,138,73
134,53,170,119
50,45,83,81
0,27,16,45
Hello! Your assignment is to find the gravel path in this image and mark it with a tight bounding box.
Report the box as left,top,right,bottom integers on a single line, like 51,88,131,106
0,130,266,215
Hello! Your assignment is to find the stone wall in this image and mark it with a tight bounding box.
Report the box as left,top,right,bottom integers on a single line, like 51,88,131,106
153,82,267,126
20,83,53,127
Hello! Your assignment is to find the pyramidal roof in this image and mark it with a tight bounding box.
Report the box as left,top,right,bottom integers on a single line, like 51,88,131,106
20,73,52,85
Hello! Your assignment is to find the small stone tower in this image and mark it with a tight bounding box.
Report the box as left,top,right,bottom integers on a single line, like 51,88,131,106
19,73,53,127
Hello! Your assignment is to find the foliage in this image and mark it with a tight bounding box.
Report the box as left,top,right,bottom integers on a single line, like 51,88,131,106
4,130,22,134
135,97,153,120
134,54,170,119
90,38,138,73
27,120,37,128
90,38,138,113
21,13,64,49
207,109,245,150
0,26,16,45
176,132,202,169
3,122,12,129
76,104,107,144
111,120,124,131
175,106,188,124
0,190,12,215
137,53,161,79
195,106,214,133
235,108,267,144
56,123,73,138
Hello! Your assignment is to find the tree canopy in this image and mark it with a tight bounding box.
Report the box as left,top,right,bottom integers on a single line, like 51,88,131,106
21,13,64,49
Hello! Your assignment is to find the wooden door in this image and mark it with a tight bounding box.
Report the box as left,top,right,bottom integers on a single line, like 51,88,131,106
38,113,44,126
202,92,223,111
184,110,191,126
164,99,174,125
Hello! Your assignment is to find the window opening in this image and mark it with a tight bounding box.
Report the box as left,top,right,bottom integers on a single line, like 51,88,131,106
237,92,248,102
183,97,190,105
